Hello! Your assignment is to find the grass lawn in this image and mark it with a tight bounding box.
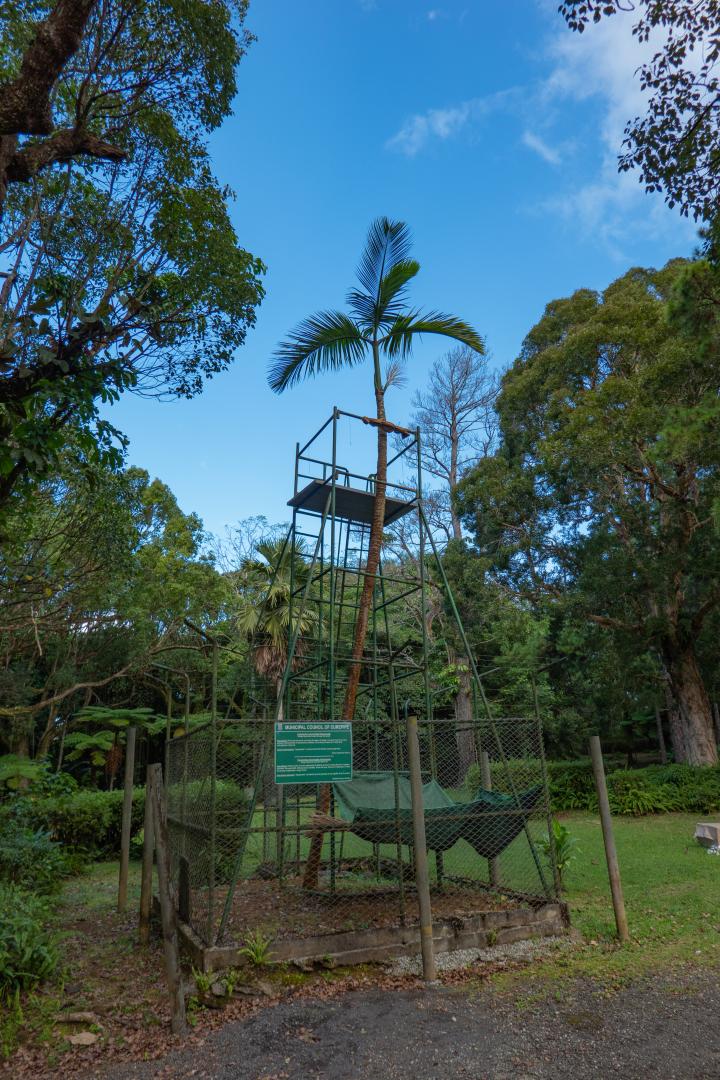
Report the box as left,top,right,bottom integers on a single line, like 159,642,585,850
518,812,720,986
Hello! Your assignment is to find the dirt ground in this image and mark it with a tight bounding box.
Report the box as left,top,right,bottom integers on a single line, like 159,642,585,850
212,873,522,942
101,965,720,1080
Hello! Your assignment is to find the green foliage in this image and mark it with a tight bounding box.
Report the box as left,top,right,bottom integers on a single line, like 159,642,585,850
456,260,720,764
7,788,145,856
539,818,577,884
0,886,58,996
467,758,720,815
0,820,72,893
0,0,264,504
239,929,274,967
0,757,78,799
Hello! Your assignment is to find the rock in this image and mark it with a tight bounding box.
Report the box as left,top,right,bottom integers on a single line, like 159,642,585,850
57,1011,98,1025
255,979,275,998
290,958,313,972
210,981,227,997
67,1031,99,1047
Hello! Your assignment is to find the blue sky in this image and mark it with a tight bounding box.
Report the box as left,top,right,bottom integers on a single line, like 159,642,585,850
109,0,697,541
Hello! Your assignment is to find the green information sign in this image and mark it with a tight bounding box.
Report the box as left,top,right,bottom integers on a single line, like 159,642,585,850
274,722,353,785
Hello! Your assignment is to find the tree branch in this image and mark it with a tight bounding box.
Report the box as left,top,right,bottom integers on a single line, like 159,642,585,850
0,0,97,136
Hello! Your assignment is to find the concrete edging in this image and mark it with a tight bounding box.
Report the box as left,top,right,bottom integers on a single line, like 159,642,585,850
177,901,570,974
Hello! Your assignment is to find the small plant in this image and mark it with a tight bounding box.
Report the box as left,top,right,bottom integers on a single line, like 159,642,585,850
540,818,578,886
190,966,211,994
0,885,58,995
239,929,273,967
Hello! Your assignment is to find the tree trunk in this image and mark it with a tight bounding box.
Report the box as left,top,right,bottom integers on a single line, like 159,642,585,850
654,704,668,765
664,684,686,763
454,660,475,782
303,376,388,888
662,641,717,766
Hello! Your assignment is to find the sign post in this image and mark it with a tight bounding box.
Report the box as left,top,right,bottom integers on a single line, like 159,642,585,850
274,722,352,785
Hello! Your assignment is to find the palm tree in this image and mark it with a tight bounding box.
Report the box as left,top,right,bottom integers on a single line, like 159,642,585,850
269,217,484,726
233,538,317,717
270,217,484,887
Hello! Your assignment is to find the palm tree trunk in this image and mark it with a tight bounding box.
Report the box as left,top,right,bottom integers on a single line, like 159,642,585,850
303,366,388,887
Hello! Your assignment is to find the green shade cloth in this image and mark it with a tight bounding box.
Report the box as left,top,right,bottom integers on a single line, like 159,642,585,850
332,770,541,859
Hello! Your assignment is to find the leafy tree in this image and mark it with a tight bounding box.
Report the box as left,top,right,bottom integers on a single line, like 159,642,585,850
0,455,225,758
559,0,720,221
0,0,264,511
456,260,720,764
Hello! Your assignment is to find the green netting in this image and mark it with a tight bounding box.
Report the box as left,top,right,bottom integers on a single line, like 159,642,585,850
332,770,454,819
333,770,542,859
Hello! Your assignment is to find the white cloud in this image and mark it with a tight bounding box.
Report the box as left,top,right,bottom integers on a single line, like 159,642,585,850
385,5,696,253
537,11,696,250
386,92,511,157
522,129,561,165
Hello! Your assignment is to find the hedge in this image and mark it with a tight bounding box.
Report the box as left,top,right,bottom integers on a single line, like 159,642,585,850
467,759,720,816
1,788,146,857
1,779,249,859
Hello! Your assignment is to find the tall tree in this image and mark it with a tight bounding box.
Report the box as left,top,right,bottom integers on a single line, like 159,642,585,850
270,217,483,885
456,260,720,765
412,345,496,543
269,218,483,725
410,345,496,776
0,0,264,511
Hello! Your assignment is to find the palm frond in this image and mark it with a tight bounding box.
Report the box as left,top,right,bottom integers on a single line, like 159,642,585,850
381,311,486,359
355,218,413,304
268,310,367,392
347,259,420,329
384,358,407,390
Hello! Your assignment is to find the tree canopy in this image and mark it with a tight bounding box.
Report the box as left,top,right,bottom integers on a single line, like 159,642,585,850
0,0,264,512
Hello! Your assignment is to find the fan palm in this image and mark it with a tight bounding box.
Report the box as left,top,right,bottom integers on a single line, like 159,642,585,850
233,538,318,717
270,217,484,888
269,217,484,725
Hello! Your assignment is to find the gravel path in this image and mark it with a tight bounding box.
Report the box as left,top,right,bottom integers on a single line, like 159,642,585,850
107,966,720,1080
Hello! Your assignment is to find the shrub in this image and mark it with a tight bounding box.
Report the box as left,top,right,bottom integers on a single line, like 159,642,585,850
467,756,720,816
0,757,78,799
4,788,145,857
0,820,73,893
0,886,58,995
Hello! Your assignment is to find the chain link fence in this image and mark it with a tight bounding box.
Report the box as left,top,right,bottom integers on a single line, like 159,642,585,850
166,713,557,951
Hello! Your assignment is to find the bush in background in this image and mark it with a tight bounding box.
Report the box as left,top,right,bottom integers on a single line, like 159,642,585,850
2,788,145,857
467,758,720,816
0,821,73,893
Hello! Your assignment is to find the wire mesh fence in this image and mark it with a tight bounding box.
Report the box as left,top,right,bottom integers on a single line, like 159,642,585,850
166,712,557,949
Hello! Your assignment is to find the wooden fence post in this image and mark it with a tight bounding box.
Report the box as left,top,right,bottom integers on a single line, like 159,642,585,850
139,765,155,946
147,763,187,1035
589,735,629,942
117,726,137,913
480,751,501,889
406,713,436,982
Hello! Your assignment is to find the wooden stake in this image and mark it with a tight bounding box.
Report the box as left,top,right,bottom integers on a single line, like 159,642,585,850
139,765,155,946
406,713,436,982
589,736,629,942
480,751,501,889
148,763,187,1035
117,726,137,913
